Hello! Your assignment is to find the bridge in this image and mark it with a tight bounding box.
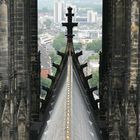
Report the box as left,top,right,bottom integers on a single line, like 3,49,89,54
39,7,102,140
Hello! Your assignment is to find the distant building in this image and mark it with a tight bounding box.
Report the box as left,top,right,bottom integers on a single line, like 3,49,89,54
76,16,87,24
87,10,97,23
54,0,64,23
41,68,50,78
39,33,54,45
77,29,102,44
39,44,52,77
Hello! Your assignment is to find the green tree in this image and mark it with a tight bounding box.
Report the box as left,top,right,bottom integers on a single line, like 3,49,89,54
87,54,99,61
89,70,99,88
49,52,62,75
74,42,82,50
86,40,102,53
50,52,61,64
53,34,66,51
41,78,51,98
44,19,52,28
41,78,51,88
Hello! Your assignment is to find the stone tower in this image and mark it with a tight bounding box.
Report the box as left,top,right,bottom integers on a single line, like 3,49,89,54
0,0,9,139
0,0,40,140
100,0,140,139
0,0,9,90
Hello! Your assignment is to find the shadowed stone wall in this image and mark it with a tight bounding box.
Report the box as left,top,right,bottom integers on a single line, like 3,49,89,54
100,0,140,139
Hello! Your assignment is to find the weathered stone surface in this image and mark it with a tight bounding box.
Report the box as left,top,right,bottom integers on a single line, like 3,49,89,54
1,95,10,140
0,0,8,87
17,98,27,140
101,0,140,139
0,0,40,140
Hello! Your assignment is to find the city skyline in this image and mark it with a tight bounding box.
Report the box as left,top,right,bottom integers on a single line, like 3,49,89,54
38,0,102,10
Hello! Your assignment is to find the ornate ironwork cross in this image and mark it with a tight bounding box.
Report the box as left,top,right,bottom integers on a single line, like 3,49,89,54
62,7,78,42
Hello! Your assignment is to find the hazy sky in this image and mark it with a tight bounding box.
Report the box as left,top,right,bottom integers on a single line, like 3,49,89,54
38,0,102,10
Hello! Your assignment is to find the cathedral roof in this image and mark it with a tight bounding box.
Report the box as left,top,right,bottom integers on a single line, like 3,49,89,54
39,7,101,140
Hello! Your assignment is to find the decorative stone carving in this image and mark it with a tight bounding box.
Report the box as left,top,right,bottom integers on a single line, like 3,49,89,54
17,98,27,140
110,93,121,140
1,95,10,140
127,102,136,140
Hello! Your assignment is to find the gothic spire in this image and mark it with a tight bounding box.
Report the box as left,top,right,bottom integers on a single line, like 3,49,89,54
1,94,10,140
110,93,121,140
127,86,136,139
17,98,26,122
62,7,78,43
17,97,27,140
1,94,10,126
